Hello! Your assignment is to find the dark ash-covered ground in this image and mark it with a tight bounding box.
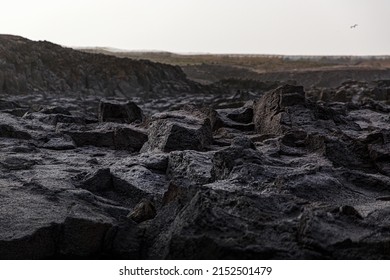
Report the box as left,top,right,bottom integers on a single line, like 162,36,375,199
1,35,390,259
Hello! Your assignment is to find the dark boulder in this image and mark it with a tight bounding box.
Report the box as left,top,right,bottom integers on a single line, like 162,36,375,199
98,99,143,123
142,110,213,153
148,189,307,259
58,123,148,152
127,199,157,223
167,150,216,187
0,124,32,139
253,85,306,135
0,183,119,259
74,168,113,193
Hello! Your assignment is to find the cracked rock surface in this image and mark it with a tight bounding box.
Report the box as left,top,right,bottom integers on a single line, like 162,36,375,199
2,81,390,260
2,34,390,260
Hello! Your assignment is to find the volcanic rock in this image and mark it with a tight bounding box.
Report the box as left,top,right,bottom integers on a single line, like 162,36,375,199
167,150,215,187
42,135,76,150
127,199,157,223
253,85,306,135
0,182,124,259
58,123,147,151
2,36,390,260
98,99,143,123
142,109,213,153
0,35,201,97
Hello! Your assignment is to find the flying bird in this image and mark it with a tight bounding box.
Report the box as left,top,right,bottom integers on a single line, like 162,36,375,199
350,24,358,29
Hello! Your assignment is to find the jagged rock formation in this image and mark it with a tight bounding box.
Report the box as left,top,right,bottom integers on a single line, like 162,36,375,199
0,35,201,97
142,108,213,153
1,80,390,259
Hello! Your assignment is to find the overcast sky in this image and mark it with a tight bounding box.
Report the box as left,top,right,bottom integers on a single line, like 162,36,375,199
1,0,389,55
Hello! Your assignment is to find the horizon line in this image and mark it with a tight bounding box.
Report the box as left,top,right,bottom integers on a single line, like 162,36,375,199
2,34,390,57
73,46,390,58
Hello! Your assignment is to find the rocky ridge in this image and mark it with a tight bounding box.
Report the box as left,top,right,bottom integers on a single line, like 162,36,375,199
0,35,202,97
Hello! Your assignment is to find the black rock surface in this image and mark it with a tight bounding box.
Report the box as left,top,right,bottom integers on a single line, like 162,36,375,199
2,82,390,260
0,35,202,97
1,37,390,259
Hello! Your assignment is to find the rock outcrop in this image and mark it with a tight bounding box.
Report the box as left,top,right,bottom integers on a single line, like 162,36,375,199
58,123,148,152
98,99,143,123
0,35,201,97
253,85,306,135
142,109,213,153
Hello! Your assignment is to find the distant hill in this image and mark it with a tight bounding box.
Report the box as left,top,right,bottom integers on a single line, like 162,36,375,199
78,47,390,69
0,35,201,97
78,47,390,87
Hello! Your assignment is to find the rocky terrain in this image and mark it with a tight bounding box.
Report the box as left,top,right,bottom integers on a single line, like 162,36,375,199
1,35,390,259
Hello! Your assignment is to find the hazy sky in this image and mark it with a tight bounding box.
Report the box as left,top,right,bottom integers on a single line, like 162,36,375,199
1,0,389,55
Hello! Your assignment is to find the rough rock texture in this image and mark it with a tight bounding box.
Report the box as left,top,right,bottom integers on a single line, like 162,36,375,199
128,199,157,223
210,102,255,132
253,85,306,135
307,80,390,104
0,35,202,97
58,123,148,152
3,80,390,260
98,99,143,123
2,37,390,260
142,109,213,153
